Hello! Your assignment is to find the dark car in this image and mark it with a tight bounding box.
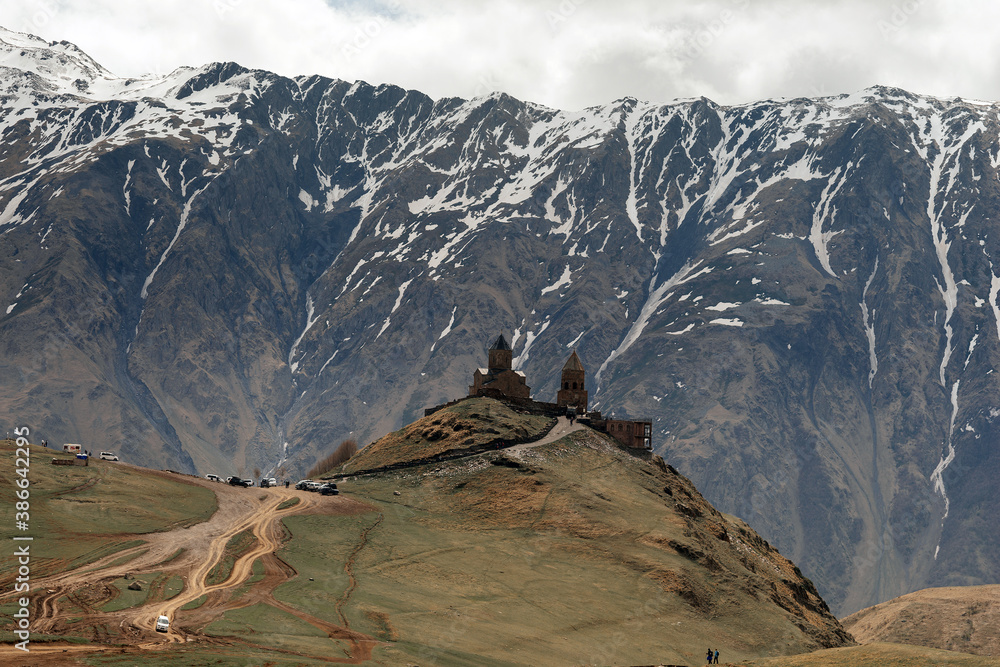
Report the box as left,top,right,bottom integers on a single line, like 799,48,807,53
228,477,253,488
319,483,339,496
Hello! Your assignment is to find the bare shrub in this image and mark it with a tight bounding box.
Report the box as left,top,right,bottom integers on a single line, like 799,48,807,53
307,439,358,477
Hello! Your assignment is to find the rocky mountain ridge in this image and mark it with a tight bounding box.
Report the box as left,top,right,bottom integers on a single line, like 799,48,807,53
1,26,999,616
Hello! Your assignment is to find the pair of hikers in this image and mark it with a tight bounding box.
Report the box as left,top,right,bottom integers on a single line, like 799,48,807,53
706,648,720,664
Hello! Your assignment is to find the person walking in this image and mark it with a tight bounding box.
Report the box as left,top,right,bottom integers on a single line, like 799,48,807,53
714,649,720,664
706,648,714,664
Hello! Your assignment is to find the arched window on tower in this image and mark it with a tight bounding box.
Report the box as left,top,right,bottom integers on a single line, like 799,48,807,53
572,382,577,390
563,382,569,390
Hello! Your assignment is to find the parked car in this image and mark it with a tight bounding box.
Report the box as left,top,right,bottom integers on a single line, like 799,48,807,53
260,477,277,487
99,451,119,461
205,474,222,482
319,483,339,496
228,477,253,488
155,615,170,632
294,480,311,490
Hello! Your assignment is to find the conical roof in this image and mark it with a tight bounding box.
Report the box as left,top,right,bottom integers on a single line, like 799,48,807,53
490,333,511,351
563,350,585,372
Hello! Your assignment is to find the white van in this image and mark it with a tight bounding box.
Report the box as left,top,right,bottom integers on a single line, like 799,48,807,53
155,615,170,632
99,451,119,461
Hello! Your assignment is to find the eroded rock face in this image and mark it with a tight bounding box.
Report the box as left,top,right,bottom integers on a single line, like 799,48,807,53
2,28,999,615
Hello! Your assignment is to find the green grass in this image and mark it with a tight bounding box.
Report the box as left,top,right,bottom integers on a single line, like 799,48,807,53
203,602,350,659
247,557,265,584
277,497,300,510
0,430,887,666
180,594,207,611
105,548,148,569
100,574,156,612
74,540,146,572
83,644,334,666
0,439,217,582
205,529,256,586
228,558,266,602
98,572,184,612
156,548,186,566
273,514,359,618
163,574,184,600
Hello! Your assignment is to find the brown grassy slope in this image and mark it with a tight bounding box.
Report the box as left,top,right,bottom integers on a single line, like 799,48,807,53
338,397,552,473
320,428,853,665
842,585,1000,657
734,642,1000,666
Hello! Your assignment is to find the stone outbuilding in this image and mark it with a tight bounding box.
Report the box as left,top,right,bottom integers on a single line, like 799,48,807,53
598,418,653,450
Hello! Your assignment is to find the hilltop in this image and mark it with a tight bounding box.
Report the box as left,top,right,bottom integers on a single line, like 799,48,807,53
338,397,554,474
841,585,1000,657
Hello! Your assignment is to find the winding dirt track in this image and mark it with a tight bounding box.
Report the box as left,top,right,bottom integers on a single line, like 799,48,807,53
133,486,311,639
0,473,380,664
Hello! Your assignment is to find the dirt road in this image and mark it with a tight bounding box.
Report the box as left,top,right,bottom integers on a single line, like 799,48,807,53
132,486,311,640
506,416,586,452
0,475,379,664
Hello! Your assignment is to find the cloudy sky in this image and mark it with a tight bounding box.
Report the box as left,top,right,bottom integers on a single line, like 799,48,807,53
5,0,999,110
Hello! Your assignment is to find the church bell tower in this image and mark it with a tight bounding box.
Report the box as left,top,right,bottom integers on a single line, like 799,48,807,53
488,333,513,371
556,350,587,412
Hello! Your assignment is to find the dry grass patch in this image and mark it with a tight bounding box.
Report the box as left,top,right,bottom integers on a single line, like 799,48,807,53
735,642,1000,666
341,397,552,473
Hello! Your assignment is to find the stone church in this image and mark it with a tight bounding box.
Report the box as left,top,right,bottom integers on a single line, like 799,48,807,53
468,334,531,400
469,334,589,410
448,335,652,451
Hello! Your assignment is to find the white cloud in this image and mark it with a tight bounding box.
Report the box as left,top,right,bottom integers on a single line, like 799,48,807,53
4,0,1000,110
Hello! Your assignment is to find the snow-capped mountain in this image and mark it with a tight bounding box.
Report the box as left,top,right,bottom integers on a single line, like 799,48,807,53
2,26,999,616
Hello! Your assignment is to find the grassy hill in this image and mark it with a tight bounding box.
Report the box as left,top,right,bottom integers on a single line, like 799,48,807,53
0,426,850,665
338,397,554,473
271,426,852,665
841,585,1000,657
0,424,867,665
